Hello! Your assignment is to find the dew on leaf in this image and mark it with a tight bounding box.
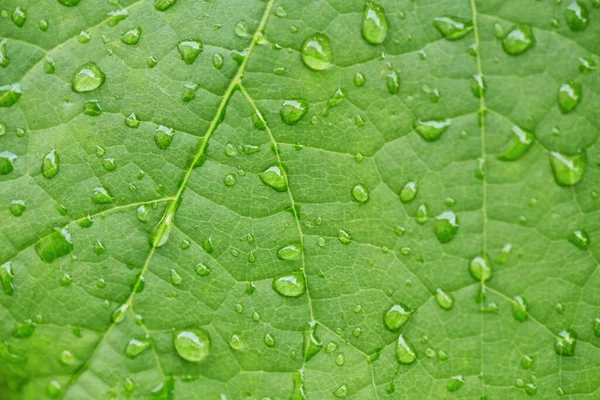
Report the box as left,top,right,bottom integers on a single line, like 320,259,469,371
384,304,411,331
35,228,73,263
136,205,149,223
335,353,345,366
497,126,535,161
301,33,332,71
387,70,400,94
154,125,174,149
0,262,15,295
399,181,417,203
558,81,582,114
578,56,596,74
72,63,105,93
125,338,151,358
264,333,275,347
502,25,535,55
11,7,27,27
102,158,117,171
173,329,210,362
106,9,128,26
78,31,91,43
272,271,305,297
195,263,210,276
362,2,389,45
229,334,242,350
354,72,366,87
0,39,9,68
111,304,128,323
46,380,61,398
181,83,198,102
338,229,352,244
0,83,22,107
9,200,26,217
91,186,114,204
94,240,105,255
433,16,473,40
39,19,49,31
521,355,534,369
280,100,308,124
471,74,486,98
435,288,454,310
154,0,177,11
120,26,141,45
554,329,576,356
549,151,585,186
44,57,55,74
147,55,157,68
259,165,288,191
414,118,451,142
178,40,203,65
469,254,492,282
277,243,303,260
416,203,428,224
351,184,370,203
83,100,102,116
224,174,236,186
0,152,17,174
512,296,528,322
396,335,416,364
565,1,589,31
125,113,140,128
567,229,589,250
59,350,75,365
446,376,465,392
433,211,459,243
60,274,73,286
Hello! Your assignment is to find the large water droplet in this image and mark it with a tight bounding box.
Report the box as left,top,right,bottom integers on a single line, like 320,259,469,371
280,100,308,124
178,40,203,65
125,338,151,358
154,0,177,11
396,335,416,364
91,186,114,204
566,1,589,31
272,271,305,297
0,262,15,295
433,16,473,40
362,2,389,45
259,164,288,191
567,229,589,250
502,25,535,55
121,26,141,45
351,184,370,203
301,33,332,71
554,329,576,356
0,83,22,107
384,304,411,331
469,254,492,282
558,81,582,114
415,118,451,142
549,151,585,186
277,243,303,260
154,125,174,149
35,228,73,263
11,7,27,27
497,126,535,161
433,211,459,243
173,329,210,362
72,63,105,93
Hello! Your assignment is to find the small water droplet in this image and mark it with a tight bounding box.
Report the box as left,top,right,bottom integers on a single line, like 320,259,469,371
46,380,61,398
154,125,174,149
91,186,114,204
362,2,389,45
125,338,151,358
521,354,534,369
435,288,454,310
335,352,345,366
446,376,465,392
120,26,141,45
259,164,288,191
277,243,303,260
39,19,49,31
338,229,352,245
178,40,203,64
0,83,22,107
9,200,26,217
558,81,582,114
511,296,528,322
578,56,596,74
272,271,305,297
111,303,128,323
554,329,576,356
170,268,182,285
11,7,27,27
433,211,459,243
301,33,332,71
399,181,417,203
229,334,243,350
386,70,400,94
106,9,128,26
471,74,486,98
351,184,370,203
354,72,366,87
567,229,589,250
83,100,102,116
415,203,428,224
433,16,473,40
497,126,535,161
154,0,177,11
0,262,15,295
264,333,275,347
549,151,586,186
415,118,451,142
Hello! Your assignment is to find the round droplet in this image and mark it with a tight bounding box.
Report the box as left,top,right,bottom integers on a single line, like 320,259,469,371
9,200,26,217
301,33,332,71
11,7,27,27
223,174,236,186
399,181,417,203
502,25,535,55
354,72,366,87
195,263,210,276
469,254,492,282
415,118,451,142
229,334,242,350
351,184,370,203
362,2,389,45
521,355,534,369
565,1,589,31
259,164,288,191
280,100,308,124
178,40,203,65
72,62,105,93
558,81,582,114
384,304,411,331
272,271,305,297
433,16,473,40
173,329,210,362
433,211,459,243
396,335,416,364
549,151,586,186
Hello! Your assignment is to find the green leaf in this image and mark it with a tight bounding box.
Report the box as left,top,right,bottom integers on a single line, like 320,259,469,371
1,0,599,399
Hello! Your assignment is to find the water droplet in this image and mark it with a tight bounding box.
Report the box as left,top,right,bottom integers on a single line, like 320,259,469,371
83,100,102,116
60,273,73,286
396,335,416,364
435,288,454,310
0,152,16,175
39,19,49,31
111,303,128,323
147,55,157,68
173,329,210,362
223,174,236,186
229,334,243,350
415,203,428,224
333,384,348,398
203,237,214,254
566,1,589,31
335,353,345,366
46,380,61,398
181,83,198,102
512,296,528,322
497,126,535,161
59,350,75,365
78,31,91,43
362,2,389,45
277,243,303,260
549,151,585,186
433,16,473,40
9,200,25,217
94,240,105,255
272,271,305,297
0,39,9,68
0,262,15,295
471,74,486,98
35,228,73,263
338,229,352,244
399,181,417,203
558,81,582,114
555,303,566,314
234,20,249,37
195,262,211,276
351,184,370,203
178,40,203,65
554,329,576,356
578,56,596,74
106,9,128,26
433,211,459,243
352,327,362,337
354,72,366,87
72,62,105,93
125,338,151,358
91,186,114,204
502,25,535,55
386,70,400,95
0,83,22,107
43,57,55,74
154,0,177,11
384,304,411,331
280,100,308,124
154,125,174,149
469,254,492,282
264,333,275,347
325,341,338,354
11,7,27,27
567,229,589,250
446,376,465,392
521,355,534,369
415,118,451,142
304,321,322,361
259,164,288,191
120,26,141,45
301,33,332,71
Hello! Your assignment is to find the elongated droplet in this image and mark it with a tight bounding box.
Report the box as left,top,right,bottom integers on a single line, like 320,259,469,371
91,186,114,204
120,26,141,45
125,338,151,358
351,184,369,203
0,39,9,68
433,16,473,40
497,126,535,161
301,33,332,71
259,164,288,191
0,262,15,295
338,229,352,244
446,376,465,392
44,57,55,74
0,83,22,107
154,0,177,11
433,211,459,243
399,181,417,203
106,9,128,26
415,118,451,142
565,1,589,31
554,329,576,356
35,228,73,263
277,243,303,260
72,62,105,93
149,207,176,248
396,335,416,364
272,271,306,297
280,100,308,124
502,25,535,55
173,329,210,362
549,151,585,186
41,150,59,179
304,321,322,361
567,229,589,250
471,74,485,98
469,254,492,282
362,2,389,45
387,70,400,94
111,303,128,323
558,81,582,114
178,40,203,65
416,203,428,224
512,296,528,322
435,288,454,310
384,304,411,331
